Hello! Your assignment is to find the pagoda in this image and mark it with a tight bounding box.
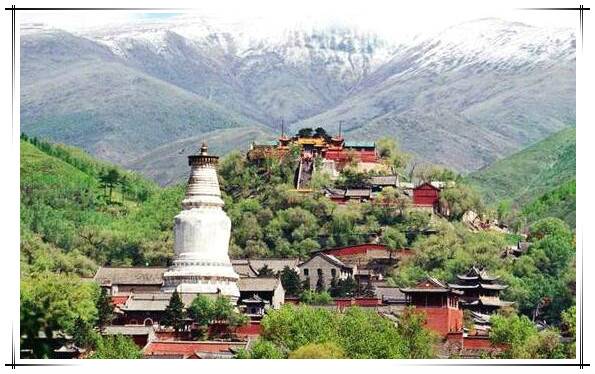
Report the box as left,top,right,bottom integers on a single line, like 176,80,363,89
448,266,513,315
162,143,240,300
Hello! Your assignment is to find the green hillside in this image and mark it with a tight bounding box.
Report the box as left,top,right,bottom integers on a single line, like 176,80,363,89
20,137,183,272
521,179,576,228
468,127,575,207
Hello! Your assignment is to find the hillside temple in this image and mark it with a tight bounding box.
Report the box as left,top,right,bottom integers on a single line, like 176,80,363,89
86,137,512,359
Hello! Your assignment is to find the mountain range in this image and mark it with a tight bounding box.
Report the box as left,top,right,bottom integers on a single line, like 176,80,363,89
20,17,575,185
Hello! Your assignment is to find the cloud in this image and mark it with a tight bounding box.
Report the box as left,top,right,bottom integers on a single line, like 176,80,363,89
19,1,575,42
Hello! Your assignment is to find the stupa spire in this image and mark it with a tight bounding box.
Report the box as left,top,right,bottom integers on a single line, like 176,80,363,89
182,142,224,209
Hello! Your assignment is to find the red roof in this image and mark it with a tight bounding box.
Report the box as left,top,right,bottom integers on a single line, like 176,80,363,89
111,295,130,306
143,341,247,357
317,244,412,258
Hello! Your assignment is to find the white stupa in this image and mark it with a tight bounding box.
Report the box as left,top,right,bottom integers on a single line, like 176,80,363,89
162,143,240,300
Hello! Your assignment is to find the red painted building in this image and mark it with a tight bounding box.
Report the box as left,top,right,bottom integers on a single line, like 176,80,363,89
316,244,412,262
412,182,441,207
400,277,464,337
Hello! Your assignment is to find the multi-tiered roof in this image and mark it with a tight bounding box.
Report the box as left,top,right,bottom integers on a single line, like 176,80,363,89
448,267,513,314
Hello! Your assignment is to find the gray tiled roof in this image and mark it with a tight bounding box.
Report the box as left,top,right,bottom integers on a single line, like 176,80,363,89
374,286,406,301
121,293,202,311
369,176,398,186
94,267,166,285
103,325,154,336
238,277,280,292
298,253,353,270
324,187,346,197
345,189,371,198
231,260,258,278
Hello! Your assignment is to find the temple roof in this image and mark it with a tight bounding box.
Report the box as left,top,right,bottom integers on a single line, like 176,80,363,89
448,283,508,290
94,267,166,286
120,293,200,311
400,277,463,294
456,266,500,282
241,294,270,304
298,252,353,270
344,141,375,148
237,277,281,292
369,176,398,186
143,341,247,359
231,260,259,278
103,325,154,336
461,297,514,308
345,189,371,198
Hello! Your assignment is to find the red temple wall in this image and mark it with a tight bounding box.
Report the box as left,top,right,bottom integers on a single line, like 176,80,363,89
416,307,463,337
413,187,440,206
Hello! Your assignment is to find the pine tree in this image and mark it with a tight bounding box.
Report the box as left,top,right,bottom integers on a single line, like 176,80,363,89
302,278,311,292
315,273,325,293
72,316,96,349
162,290,186,333
329,276,341,297
99,168,121,203
340,277,357,297
96,288,113,332
257,265,275,277
280,266,302,296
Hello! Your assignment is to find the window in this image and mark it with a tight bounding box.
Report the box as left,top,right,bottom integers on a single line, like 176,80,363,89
331,269,337,278
317,269,323,277
304,268,309,276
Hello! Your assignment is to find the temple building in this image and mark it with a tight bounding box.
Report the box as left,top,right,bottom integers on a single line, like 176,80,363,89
247,130,387,190
162,143,240,300
400,277,464,337
448,266,513,315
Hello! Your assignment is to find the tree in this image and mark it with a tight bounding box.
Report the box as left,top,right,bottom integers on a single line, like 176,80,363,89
561,306,576,358
236,339,286,359
529,217,572,242
376,137,411,174
289,342,345,359
336,168,369,189
162,290,186,333
315,272,325,292
380,227,406,260
20,273,98,358
188,294,214,327
300,290,333,305
89,334,142,359
70,316,99,350
314,127,329,140
490,313,538,358
340,277,357,297
257,264,275,277
280,266,303,297
396,308,437,358
99,168,121,203
337,307,407,359
329,276,340,297
439,184,483,220
261,305,339,351
297,128,313,137
96,287,114,332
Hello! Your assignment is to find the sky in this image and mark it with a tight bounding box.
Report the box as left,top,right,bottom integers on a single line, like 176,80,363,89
19,0,577,42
